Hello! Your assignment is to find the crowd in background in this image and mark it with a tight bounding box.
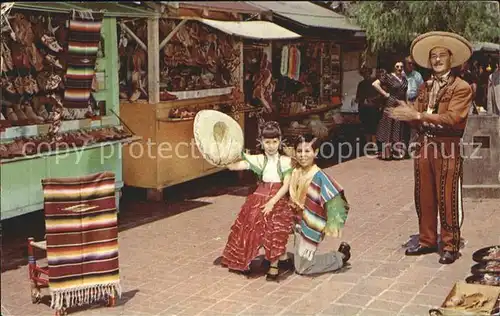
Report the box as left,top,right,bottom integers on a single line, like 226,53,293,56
355,54,500,160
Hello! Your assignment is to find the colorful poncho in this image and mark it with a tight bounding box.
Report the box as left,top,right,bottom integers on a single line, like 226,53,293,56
289,166,349,246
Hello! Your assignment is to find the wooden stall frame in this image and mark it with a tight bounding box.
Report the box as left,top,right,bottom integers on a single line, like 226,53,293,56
120,14,249,201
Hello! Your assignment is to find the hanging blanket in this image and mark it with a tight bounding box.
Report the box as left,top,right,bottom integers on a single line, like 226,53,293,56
63,10,103,109
42,171,121,310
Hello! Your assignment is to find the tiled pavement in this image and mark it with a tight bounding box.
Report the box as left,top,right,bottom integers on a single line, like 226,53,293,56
1,156,499,316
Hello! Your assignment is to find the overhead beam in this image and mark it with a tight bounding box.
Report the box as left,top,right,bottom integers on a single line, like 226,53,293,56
120,22,147,51
159,19,187,50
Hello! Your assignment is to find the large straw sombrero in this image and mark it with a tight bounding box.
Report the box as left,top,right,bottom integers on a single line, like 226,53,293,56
193,110,244,167
411,31,473,69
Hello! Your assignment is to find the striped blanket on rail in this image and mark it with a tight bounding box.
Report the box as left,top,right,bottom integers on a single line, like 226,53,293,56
63,10,103,109
42,171,121,310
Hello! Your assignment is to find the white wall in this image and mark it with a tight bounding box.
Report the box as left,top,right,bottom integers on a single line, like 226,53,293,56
341,70,363,112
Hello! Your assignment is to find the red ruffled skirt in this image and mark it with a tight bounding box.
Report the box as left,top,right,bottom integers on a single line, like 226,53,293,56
221,182,295,271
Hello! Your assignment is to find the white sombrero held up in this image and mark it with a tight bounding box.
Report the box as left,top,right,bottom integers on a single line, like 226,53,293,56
193,110,244,167
411,31,473,69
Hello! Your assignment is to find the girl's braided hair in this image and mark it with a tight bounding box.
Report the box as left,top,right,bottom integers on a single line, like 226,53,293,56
256,120,283,153
259,120,282,139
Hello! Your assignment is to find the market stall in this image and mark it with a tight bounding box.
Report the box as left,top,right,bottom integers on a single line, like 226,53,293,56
272,40,343,140
0,2,149,220
248,1,367,143
119,6,300,200
471,41,500,110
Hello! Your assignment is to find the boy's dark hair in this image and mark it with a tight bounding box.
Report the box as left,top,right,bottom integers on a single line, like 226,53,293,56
294,134,320,150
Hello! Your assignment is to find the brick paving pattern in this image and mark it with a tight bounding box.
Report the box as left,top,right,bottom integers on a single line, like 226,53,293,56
1,157,499,316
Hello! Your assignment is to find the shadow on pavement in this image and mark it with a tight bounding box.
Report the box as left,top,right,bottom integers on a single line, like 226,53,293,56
0,199,211,273
402,233,466,256
212,253,295,282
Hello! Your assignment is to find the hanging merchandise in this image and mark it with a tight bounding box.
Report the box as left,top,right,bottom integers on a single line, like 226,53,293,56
293,47,301,81
288,45,297,79
63,10,104,109
280,45,289,76
47,94,64,141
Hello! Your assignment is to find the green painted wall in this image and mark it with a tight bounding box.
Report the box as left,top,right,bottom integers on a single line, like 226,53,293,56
0,18,123,220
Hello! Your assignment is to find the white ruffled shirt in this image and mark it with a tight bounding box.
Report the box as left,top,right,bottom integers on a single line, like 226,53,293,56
243,153,292,182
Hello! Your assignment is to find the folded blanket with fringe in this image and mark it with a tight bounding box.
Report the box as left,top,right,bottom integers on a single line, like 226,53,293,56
42,171,121,310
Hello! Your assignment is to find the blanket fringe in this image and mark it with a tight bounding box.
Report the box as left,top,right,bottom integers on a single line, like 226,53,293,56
72,9,95,21
50,282,122,310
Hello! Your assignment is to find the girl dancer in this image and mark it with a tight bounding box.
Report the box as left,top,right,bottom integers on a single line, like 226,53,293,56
221,121,295,281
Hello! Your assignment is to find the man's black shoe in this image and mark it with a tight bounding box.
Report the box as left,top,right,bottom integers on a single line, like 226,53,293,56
405,245,438,256
439,251,459,264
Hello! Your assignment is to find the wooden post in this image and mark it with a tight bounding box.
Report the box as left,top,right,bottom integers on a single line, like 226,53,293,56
148,17,160,104
239,40,244,93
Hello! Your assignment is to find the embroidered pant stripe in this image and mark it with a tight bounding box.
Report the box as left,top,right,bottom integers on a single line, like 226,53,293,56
458,176,463,228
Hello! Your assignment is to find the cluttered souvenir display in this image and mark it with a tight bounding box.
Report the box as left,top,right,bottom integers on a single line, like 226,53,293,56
275,41,342,116
1,10,104,127
321,42,341,104
0,126,133,160
243,45,275,115
0,8,135,161
156,19,241,102
117,18,148,102
429,245,500,316
273,41,342,140
162,86,247,122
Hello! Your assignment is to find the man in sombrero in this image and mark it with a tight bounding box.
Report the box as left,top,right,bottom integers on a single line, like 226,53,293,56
387,31,474,264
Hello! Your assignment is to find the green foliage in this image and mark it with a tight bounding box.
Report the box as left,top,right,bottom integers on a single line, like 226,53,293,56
347,1,500,53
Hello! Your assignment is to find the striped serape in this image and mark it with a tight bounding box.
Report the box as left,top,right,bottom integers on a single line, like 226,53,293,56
42,171,121,310
300,170,348,245
63,10,103,109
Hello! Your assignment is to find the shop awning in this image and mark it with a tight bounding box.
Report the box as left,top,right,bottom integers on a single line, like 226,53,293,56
473,42,500,52
12,2,159,18
174,1,265,14
247,1,362,31
196,18,301,40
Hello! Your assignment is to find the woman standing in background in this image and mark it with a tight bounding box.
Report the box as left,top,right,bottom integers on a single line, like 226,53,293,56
372,62,408,160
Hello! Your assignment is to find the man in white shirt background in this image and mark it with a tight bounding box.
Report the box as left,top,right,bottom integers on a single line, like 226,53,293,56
402,56,424,154
404,56,424,103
